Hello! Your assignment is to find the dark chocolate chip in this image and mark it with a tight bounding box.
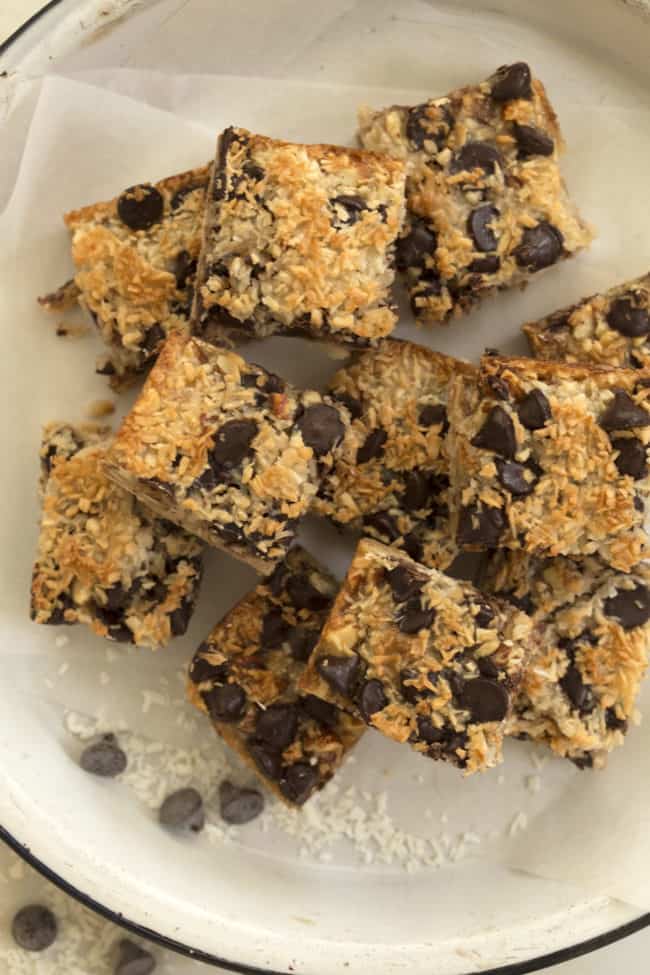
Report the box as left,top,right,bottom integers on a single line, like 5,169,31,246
445,550,490,586
599,390,650,431
416,716,445,744
263,372,285,394
190,653,228,685
243,161,265,182
514,222,564,271
266,561,289,596
457,677,509,722
219,781,264,825
297,404,345,455
446,671,466,699
170,598,194,637
117,184,164,231
412,270,443,302
400,668,428,704
80,737,127,777
418,403,448,430
104,582,131,611
468,254,501,274
255,703,298,750
403,532,424,562
332,391,363,420
572,754,594,770
94,606,134,644
513,122,554,157
468,205,500,252
386,564,424,602
604,584,650,629
331,194,367,226
288,626,320,662
477,655,500,679
357,679,387,720
203,683,247,722
363,510,400,542
395,220,437,270
402,471,430,512
173,249,197,290
450,141,501,175
457,503,505,546
300,694,339,728
286,574,331,612
517,388,552,429
142,323,165,353
406,103,451,150
490,62,532,101
211,418,258,468
496,459,538,496
605,708,628,733
471,405,517,458
114,938,156,975
171,182,202,211
96,359,116,376
280,763,320,805
356,427,388,464
606,296,650,338
248,741,282,780
261,608,289,649
11,905,58,952
560,664,590,711
474,601,495,628
159,787,205,832
635,493,645,512
397,597,436,634
316,653,362,697
612,437,647,479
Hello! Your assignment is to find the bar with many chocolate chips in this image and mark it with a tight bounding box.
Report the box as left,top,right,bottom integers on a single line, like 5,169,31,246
105,333,349,572
31,423,203,648
486,551,650,768
358,62,592,323
192,126,406,346
187,547,364,805
448,356,650,572
47,164,209,387
299,538,532,774
523,270,650,370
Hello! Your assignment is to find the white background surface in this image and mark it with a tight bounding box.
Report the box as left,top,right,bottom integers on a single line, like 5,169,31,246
1,1,649,973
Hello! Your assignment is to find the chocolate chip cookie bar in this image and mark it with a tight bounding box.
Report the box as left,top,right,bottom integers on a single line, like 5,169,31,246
187,547,364,805
523,271,650,370
61,165,209,386
105,333,348,571
448,356,650,571
358,62,592,322
192,127,406,346
300,538,532,773
488,552,650,768
31,423,203,648
314,339,477,565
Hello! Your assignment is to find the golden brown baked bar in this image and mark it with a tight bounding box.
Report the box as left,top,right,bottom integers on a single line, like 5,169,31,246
523,270,650,369
192,127,406,346
299,538,533,774
448,356,650,571
105,333,349,572
31,423,203,649
187,547,364,805
358,62,593,322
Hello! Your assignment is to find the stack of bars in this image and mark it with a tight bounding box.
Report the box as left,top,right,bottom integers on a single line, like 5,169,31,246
33,62,650,808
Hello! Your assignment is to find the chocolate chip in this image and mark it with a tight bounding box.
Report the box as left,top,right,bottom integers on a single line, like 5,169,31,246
115,939,156,975
612,437,647,479
117,184,164,231
418,403,448,430
416,716,445,744
560,664,590,711
248,741,282,780
358,679,387,720
357,427,388,463
445,550,490,586
255,704,298,750
171,182,202,210
80,737,127,777
478,656,500,679
286,574,331,612
457,677,509,723
331,194,367,226
450,142,501,175
317,653,362,697
517,388,551,429
173,249,196,289
243,161,265,182
606,296,650,337
469,254,501,274
219,781,264,825
386,564,423,602
635,494,645,513
400,668,427,703
280,763,320,805
490,62,532,101
395,220,437,270
604,584,650,629
446,671,466,698
11,905,58,952
94,606,134,644
159,788,205,832
457,503,505,546
297,404,345,455
471,405,516,458
363,510,400,542
605,708,628,733
332,391,363,420
261,609,289,649
514,222,564,271
191,653,228,685
468,205,499,252
402,471,430,511
600,390,650,431
474,601,495,628
211,418,258,468
300,694,339,728
142,323,165,353
496,459,538,496
513,122,554,157
406,103,452,150
104,582,132,611
397,597,436,634
572,754,594,770
412,271,443,303
170,598,194,637
403,533,424,561
203,683,247,722
289,626,320,662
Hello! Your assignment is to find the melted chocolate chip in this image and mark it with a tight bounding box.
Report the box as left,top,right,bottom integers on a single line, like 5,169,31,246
517,388,551,429
170,598,194,637
490,62,532,101
606,296,650,337
468,254,501,274
117,184,164,231
416,716,445,744
604,584,650,629
397,597,436,634
280,763,319,805
191,654,228,685
297,404,345,455
513,122,554,157
288,626,320,662
514,222,564,271
450,141,501,175
605,708,628,733
255,703,298,750
248,741,282,780
395,220,437,270
418,403,448,430
357,427,388,463
406,102,452,150
386,564,424,602
612,437,647,479
317,653,362,696
211,418,258,468
457,503,505,546
300,694,339,728
468,205,500,252
471,405,517,458
243,161,265,182
457,677,509,723
331,194,368,226
496,459,538,496
203,683,247,722
599,390,650,431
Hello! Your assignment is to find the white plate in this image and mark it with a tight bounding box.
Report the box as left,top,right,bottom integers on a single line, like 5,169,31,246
1,1,649,972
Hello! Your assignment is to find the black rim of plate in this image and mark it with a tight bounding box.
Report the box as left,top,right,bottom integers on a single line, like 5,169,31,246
1,2,649,972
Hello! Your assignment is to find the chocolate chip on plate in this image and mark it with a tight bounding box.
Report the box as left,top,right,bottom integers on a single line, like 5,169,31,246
297,404,345,455
80,736,127,777
117,184,164,231
489,62,532,101
611,437,647,479
467,205,499,252
356,427,388,463
280,762,319,805
456,677,509,723
606,296,650,338
114,939,156,975
317,653,362,696
219,781,265,825
604,583,650,629
159,787,205,832
513,122,554,157
11,905,58,952
471,405,517,458
517,388,551,430
357,679,387,720
395,219,437,269
210,418,258,468
457,503,505,547
514,222,563,271
599,390,650,431
203,682,247,722
255,703,298,750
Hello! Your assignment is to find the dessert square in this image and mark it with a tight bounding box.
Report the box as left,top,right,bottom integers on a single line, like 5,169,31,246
358,61,592,322
523,270,650,370
192,126,406,346
105,333,349,572
448,356,650,571
187,547,364,805
31,423,203,649
299,538,532,774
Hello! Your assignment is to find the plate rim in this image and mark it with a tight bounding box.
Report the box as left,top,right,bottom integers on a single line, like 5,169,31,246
0,2,649,972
